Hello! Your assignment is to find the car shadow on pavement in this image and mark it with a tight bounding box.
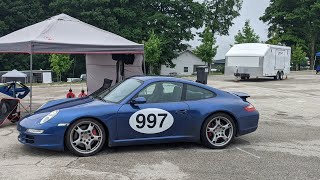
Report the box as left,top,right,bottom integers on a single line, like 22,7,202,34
224,78,277,83
17,138,252,157
102,138,252,154
20,146,61,157
101,142,204,154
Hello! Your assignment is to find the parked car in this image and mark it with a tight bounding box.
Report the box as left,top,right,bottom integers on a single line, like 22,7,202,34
67,74,87,82
18,76,259,156
316,66,320,74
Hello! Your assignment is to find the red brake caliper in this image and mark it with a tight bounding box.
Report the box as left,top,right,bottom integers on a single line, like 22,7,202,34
207,123,213,138
92,129,97,136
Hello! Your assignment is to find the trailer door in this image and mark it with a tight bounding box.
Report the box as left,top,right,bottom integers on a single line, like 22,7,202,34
275,50,285,70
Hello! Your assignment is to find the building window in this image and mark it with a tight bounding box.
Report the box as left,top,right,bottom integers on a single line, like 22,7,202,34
184,67,188,72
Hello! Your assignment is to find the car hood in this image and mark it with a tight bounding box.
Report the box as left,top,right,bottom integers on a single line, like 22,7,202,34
21,97,119,126
35,97,105,114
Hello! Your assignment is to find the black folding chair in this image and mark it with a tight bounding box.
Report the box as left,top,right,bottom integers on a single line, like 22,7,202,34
0,98,21,127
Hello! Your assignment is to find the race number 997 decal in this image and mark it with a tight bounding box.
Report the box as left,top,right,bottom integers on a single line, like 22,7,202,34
129,108,174,134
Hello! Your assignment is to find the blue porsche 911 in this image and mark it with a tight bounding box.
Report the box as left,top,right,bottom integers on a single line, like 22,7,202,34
18,76,259,156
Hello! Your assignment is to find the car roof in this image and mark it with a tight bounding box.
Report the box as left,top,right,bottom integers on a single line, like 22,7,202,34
131,76,216,91
131,76,194,83
132,75,175,81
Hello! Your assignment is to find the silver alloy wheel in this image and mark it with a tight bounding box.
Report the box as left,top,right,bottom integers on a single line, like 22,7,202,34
206,116,233,147
70,121,103,154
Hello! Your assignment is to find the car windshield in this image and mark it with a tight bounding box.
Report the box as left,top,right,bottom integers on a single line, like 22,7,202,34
97,78,142,103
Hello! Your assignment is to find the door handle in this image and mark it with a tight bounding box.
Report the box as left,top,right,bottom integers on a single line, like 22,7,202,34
176,110,188,114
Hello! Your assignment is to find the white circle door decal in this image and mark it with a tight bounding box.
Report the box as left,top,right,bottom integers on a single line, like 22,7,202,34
129,108,174,134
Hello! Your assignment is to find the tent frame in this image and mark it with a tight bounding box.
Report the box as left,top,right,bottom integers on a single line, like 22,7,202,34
27,50,145,113
0,14,145,113
29,45,33,113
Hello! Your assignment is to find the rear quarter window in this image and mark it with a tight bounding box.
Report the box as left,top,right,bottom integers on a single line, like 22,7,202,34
185,84,216,101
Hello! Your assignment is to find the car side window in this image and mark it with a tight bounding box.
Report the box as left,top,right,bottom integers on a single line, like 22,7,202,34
185,84,215,101
137,82,183,103
138,84,156,96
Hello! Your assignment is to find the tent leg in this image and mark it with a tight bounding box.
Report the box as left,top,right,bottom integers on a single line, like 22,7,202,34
29,54,33,113
143,54,146,75
314,56,316,70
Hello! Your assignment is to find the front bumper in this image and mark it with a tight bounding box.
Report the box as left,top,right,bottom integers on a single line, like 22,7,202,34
17,121,67,151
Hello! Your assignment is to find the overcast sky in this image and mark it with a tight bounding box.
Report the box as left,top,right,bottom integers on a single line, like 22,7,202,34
189,0,271,59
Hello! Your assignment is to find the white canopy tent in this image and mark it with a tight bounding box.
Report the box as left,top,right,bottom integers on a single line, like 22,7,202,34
1,69,27,83
0,14,145,112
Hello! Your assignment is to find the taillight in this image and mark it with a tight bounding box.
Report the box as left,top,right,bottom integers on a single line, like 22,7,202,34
245,104,256,112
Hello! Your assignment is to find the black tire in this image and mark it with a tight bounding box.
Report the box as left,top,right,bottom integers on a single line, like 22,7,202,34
240,76,246,80
201,113,236,149
280,71,284,80
274,72,280,80
65,118,106,157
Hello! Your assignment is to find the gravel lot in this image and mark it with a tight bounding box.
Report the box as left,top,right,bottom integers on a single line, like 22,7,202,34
0,71,319,180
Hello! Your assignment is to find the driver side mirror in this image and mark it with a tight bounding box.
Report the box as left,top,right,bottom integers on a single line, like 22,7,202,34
130,97,146,105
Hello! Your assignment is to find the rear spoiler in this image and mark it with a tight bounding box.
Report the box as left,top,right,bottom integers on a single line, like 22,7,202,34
229,91,250,101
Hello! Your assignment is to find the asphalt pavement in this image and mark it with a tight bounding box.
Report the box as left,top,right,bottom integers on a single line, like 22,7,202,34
0,71,319,180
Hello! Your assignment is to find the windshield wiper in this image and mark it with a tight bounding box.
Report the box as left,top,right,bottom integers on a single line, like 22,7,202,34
95,96,106,102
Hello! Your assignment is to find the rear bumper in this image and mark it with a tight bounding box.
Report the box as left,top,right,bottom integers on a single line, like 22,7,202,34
236,111,259,136
17,123,66,151
234,73,250,77
225,66,263,77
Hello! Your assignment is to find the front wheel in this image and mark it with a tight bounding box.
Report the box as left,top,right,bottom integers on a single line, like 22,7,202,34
65,119,106,156
201,113,235,149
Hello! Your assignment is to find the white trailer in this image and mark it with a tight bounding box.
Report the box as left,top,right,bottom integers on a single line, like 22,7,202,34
225,43,291,80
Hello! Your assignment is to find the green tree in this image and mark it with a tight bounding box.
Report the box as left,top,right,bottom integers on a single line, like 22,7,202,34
195,27,218,68
0,0,50,71
0,0,242,72
49,54,73,82
292,45,307,71
260,0,320,70
265,30,282,45
144,31,162,75
234,20,260,44
203,0,243,35
49,0,204,68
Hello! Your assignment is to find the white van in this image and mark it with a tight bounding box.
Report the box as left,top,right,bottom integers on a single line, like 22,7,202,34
225,43,291,80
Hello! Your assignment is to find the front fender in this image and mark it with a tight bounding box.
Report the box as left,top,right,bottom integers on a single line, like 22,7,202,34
48,104,122,144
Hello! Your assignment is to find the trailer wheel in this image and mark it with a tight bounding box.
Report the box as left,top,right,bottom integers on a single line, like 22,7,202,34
275,72,281,80
280,71,284,80
274,72,280,80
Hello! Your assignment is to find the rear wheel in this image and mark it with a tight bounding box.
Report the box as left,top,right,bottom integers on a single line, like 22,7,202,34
65,119,106,156
201,113,235,149
280,71,284,80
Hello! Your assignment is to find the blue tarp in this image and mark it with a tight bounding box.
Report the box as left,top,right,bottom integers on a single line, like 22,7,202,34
0,82,30,99
316,52,320,57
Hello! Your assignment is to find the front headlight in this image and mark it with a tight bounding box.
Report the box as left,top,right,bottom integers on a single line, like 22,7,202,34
40,110,59,124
